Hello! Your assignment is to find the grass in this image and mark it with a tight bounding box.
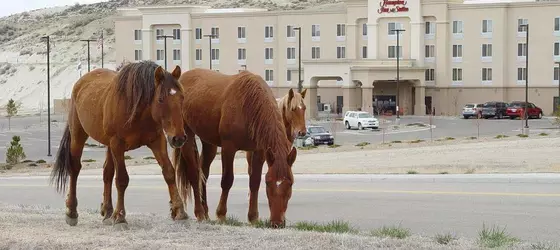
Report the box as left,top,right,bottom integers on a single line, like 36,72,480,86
124,155,133,160
252,218,272,229
355,142,370,147
409,139,425,143
407,170,418,174
328,144,341,148
21,160,33,163
495,134,509,139
435,232,458,245
478,223,519,248
35,159,46,164
293,220,357,234
445,137,455,140
143,156,156,160
298,145,318,150
390,140,402,143
467,136,478,140
371,224,411,239
82,159,95,163
539,132,549,136
517,133,529,138
439,171,449,174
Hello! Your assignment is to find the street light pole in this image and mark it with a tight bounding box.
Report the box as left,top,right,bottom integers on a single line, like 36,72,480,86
293,27,302,93
204,34,217,70
391,28,405,119
556,61,560,111
157,35,174,70
41,35,52,157
520,24,529,129
80,39,96,72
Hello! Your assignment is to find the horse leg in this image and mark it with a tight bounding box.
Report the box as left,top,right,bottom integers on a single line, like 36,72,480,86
247,150,265,224
109,138,130,228
147,135,187,221
100,147,114,225
182,139,207,221
200,141,217,220
215,144,236,222
65,124,88,226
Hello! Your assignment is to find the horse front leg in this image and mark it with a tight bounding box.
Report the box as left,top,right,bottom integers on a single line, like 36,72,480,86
100,147,115,225
147,135,187,221
215,144,236,222
109,138,130,229
247,150,265,224
200,141,218,220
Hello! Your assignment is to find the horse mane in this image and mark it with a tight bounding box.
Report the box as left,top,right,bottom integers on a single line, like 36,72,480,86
114,60,182,125
233,71,291,178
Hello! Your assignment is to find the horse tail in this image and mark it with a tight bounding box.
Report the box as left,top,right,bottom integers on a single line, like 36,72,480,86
174,147,192,204
50,123,72,194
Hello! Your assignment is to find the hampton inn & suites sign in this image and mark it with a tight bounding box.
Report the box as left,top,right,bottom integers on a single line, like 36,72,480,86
378,0,409,14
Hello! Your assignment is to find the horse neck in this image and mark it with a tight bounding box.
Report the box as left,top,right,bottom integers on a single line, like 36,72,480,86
282,111,295,143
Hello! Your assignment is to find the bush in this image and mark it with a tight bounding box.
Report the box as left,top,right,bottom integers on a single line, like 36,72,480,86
6,136,26,164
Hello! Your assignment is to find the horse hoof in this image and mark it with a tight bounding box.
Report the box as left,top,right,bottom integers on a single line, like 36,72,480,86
174,213,189,221
113,222,129,231
102,218,113,226
65,215,78,226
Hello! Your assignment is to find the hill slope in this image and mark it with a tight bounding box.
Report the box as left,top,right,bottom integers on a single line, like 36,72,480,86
0,0,340,115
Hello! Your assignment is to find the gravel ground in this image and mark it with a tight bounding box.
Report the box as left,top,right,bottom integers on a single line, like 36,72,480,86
0,204,554,250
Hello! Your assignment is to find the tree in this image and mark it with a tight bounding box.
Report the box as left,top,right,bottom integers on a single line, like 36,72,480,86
6,135,26,165
5,98,20,130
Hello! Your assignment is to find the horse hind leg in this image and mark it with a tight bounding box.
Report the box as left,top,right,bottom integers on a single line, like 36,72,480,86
100,147,115,225
215,143,236,222
64,122,88,226
200,141,218,220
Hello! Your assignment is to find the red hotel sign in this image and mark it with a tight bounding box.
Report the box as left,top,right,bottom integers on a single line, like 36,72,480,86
378,0,409,14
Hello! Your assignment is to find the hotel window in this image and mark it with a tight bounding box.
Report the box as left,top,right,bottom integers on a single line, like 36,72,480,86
134,49,142,61
554,66,559,81
287,47,296,60
195,49,202,61
452,68,463,81
518,43,527,56
265,48,274,60
388,22,403,35
425,45,435,58
554,42,559,56
482,44,492,57
173,29,181,40
336,24,346,37
362,46,367,59
482,20,492,34
211,48,220,60
518,19,528,32
265,25,274,39
286,25,295,38
265,69,274,82
134,30,142,40
337,46,346,59
425,21,435,35
287,70,292,82
311,46,320,59
388,46,402,58
452,45,463,58
156,29,164,40
195,28,202,40
452,20,463,34
156,49,164,60
312,24,320,38
555,17,560,32
237,48,246,60
517,67,527,81
425,69,435,81
173,49,181,60
211,27,220,39
363,23,367,36
482,68,492,81
237,26,246,39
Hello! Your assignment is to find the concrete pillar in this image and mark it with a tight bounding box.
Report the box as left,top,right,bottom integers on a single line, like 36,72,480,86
362,86,374,114
342,86,358,113
142,29,153,60
414,85,426,115
304,88,318,120
180,28,192,70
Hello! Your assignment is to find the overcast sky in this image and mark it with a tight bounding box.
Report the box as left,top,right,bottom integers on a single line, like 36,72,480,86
0,0,532,18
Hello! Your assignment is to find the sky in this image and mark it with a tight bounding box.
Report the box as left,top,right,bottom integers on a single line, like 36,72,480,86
0,0,109,18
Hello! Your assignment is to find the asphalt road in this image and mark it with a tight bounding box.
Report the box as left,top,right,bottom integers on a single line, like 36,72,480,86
0,114,557,162
0,173,559,242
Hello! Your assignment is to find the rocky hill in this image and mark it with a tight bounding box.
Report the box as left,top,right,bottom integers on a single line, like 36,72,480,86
0,0,340,115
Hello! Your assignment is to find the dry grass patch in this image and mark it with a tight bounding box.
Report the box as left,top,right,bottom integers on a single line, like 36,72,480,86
371,224,411,239
478,223,519,248
293,220,358,234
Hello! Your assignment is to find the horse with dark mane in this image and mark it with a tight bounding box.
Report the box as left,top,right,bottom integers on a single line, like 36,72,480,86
50,61,187,228
173,68,297,228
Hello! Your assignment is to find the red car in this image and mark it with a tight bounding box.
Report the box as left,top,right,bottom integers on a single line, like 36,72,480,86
506,101,543,119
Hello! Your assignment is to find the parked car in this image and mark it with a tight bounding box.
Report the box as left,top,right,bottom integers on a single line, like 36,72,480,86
303,125,334,146
506,101,543,119
481,101,508,119
462,103,484,119
343,111,379,130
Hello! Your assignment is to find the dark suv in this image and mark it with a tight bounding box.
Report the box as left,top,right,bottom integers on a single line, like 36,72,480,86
481,101,508,119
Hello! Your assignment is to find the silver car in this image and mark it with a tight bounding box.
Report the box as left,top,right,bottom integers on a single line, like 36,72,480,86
462,103,483,119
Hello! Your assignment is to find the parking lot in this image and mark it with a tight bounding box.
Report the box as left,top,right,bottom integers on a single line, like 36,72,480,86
0,113,558,163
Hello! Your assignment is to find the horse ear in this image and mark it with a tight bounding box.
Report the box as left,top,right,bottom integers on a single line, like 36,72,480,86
154,66,165,86
171,65,181,79
288,89,294,103
266,147,275,164
287,146,297,167
301,88,307,99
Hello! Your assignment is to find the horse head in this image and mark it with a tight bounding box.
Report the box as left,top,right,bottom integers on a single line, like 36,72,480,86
152,65,186,148
284,88,307,139
264,146,297,228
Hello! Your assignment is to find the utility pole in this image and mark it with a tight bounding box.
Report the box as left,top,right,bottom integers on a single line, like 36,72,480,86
157,34,174,70
80,39,96,72
293,27,302,93
556,61,560,112
203,34,218,70
98,30,104,68
391,28,405,119
520,23,529,130
41,35,52,157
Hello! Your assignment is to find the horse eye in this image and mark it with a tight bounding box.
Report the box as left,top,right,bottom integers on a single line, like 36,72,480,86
158,97,164,103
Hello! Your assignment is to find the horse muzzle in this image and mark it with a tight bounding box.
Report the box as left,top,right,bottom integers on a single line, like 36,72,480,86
168,135,187,148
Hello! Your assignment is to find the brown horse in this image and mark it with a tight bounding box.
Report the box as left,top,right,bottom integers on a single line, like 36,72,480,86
50,61,187,228
173,68,297,228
